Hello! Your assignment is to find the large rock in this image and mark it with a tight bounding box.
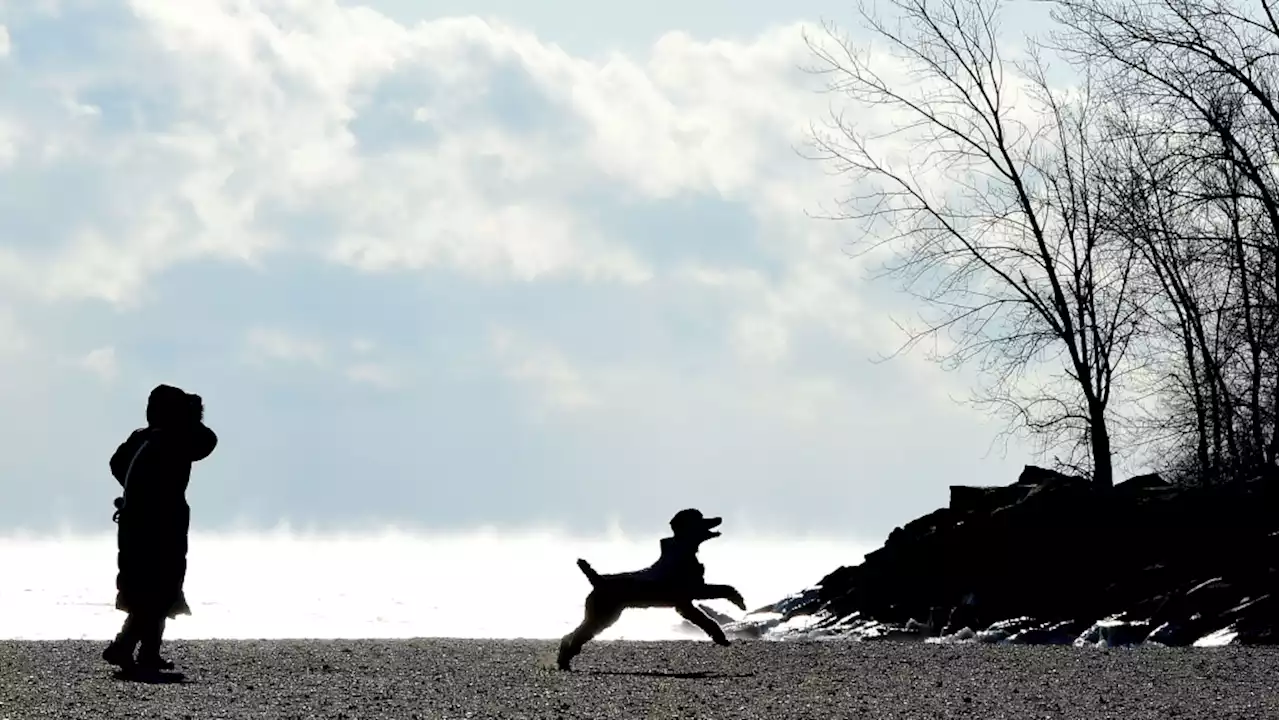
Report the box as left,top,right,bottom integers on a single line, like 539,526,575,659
748,466,1278,646
1114,472,1170,492
948,485,1031,515
1015,465,1084,486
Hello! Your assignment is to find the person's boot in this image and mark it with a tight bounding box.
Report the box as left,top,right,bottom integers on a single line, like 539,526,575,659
102,637,135,669
137,618,175,671
136,652,175,671
136,638,175,671
104,616,138,669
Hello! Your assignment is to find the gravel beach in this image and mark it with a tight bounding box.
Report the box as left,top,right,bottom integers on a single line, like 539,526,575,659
0,639,1274,719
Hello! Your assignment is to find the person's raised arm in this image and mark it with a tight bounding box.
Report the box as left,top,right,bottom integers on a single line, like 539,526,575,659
187,423,218,463
180,393,217,462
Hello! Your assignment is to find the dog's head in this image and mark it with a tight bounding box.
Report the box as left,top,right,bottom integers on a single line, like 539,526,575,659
669,508,723,542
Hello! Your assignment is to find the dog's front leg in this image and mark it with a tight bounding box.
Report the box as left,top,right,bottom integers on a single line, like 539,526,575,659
696,583,746,611
674,601,731,646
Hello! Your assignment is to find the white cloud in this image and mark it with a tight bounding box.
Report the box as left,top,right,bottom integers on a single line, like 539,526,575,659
244,327,327,366
0,118,17,169
327,197,652,284
0,0,1052,536
345,362,402,390
490,320,874,432
491,328,599,412
76,346,117,382
0,1,855,305
245,327,410,390
0,307,28,357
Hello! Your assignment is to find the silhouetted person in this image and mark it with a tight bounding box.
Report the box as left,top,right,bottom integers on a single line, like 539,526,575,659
558,509,747,670
102,384,217,671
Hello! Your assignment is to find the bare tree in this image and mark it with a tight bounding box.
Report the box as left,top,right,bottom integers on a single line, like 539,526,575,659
803,0,1142,488
1046,0,1279,480
1094,107,1238,481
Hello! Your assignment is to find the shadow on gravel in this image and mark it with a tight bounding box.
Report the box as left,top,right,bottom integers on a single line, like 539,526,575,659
112,669,191,685
584,669,755,679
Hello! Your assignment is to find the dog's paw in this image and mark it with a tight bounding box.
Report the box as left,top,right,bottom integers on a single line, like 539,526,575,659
727,591,747,612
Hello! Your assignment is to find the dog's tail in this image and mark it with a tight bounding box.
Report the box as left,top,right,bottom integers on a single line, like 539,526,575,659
576,558,602,586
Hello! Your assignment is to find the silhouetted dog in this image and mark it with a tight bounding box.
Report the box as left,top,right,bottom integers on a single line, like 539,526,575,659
557,509,746,670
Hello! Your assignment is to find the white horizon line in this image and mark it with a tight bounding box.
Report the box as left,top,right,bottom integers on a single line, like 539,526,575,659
0,522,879,548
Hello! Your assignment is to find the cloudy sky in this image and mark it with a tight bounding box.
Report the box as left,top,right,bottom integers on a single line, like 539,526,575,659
0,0,1065,540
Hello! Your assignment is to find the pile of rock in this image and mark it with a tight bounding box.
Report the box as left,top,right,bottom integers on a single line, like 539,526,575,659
729,465,1277,647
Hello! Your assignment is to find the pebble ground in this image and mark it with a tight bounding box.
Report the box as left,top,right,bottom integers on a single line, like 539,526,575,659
0,639,1274,719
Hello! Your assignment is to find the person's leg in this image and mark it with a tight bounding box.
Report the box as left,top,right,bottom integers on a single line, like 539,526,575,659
119,613,140,643
136,615,174,670
136,559,182,669
557,592,624,670
674,601,731,646
102,613,139,667
106,543,141,666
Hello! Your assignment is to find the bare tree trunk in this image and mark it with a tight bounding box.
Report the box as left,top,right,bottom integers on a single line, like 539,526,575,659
1228,188,1267,469
1088,397,1114,489
1269,244,1280,458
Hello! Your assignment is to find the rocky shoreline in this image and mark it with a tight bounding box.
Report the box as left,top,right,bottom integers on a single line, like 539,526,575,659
724,466,1278,648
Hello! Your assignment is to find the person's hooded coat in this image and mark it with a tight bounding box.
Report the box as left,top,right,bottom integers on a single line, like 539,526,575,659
109,385,217,618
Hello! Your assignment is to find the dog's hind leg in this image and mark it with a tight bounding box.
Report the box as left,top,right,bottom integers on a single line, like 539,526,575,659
557,592,623,671
674,601,731,646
